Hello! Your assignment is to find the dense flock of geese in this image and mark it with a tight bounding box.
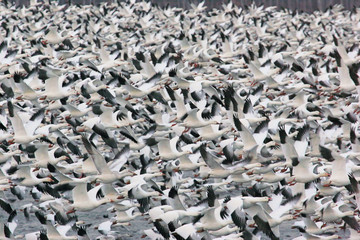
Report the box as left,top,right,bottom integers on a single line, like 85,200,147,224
0,0,360,239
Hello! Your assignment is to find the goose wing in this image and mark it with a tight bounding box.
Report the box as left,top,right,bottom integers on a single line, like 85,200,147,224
199,144,224,170
108,144,130,172
72,183,91,203
82,136,112,175
8,101,28,137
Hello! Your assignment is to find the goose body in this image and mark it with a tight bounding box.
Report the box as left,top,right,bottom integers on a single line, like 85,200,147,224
68,183,112,212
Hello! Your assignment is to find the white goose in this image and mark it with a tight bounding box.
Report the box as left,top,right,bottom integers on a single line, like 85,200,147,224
14,76,43,102
123,83,162,100
43,26,71,44
320,146,350,187
196,125,231,141
60,102,91,119
127,183,162,200
41,75,77,101
336,43,360,66
208,226,240,237
333,62,357,93
180,108,220,130
173,223,197,240
287,157,330,184
67,183,114,213
8,102,45,144
200,144,261,179
170,154,206,172
98,47,129,72
0,149,21,164
247,61,280,87
10,166,54,187
82,137,134,184
317,201,354,226
32,145,68,168
195,205,233,231
45,221,77,240
157,136,191,161
159,209,200,224
112,207,143,224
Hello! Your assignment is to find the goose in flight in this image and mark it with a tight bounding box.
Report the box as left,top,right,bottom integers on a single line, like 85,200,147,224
7,101,45,144
66,183,118,213
82,136,134,184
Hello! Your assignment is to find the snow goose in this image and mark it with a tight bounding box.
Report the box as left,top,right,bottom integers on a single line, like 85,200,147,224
232,115,258,151
112,207,143,225
170,154,206,172
44,221,77,240
333,60,357,93
199,144,261,179
31,145,68,168
247,61,280,87
172,223,197,240
317,201,360,231
196,125,232,141
0,149,21,165
287,157,330,184
7,101,45,144
251,197,298,239
128,183,162,200
319,145,351,187
292,216,337,235
9,165,54,187
163,86,189,122
227,172,256,185
121,76,162,100
157,136,192,161
195,204,233,231
141,228,164,240
13,72,43,103
148,205,173,222
66,183,115,213
158,209,200,225
300,195,323,215
108,200,140,213
97,48,129,72
40,75,77,101
43,26,72,45
334,38,360,66
82,136,134,184
208,226,240,237
79,78,108,95
35,122,69,136
179,108,220,131
59,102,91,119
95,220,115,236
277,126,300,169
168,68,195,90
101,106,145,130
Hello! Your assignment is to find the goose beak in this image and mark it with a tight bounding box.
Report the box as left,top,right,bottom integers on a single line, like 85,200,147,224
66,208,76,214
